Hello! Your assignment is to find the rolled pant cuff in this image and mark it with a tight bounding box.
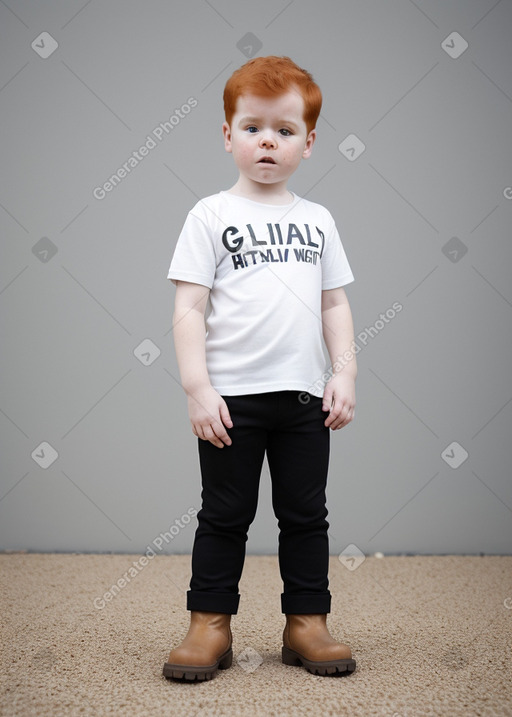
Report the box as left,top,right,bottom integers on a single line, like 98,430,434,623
187,590,240,615
281,592,331,615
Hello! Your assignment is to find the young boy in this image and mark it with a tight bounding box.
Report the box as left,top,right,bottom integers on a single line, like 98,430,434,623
163,56,357,681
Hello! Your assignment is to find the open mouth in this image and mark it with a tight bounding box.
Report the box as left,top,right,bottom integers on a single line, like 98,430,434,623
258,157,276,164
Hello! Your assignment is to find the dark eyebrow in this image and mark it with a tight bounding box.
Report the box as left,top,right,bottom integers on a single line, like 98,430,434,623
238,116,300,129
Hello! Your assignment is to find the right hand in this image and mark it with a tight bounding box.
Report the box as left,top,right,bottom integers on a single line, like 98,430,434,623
187,385,233,448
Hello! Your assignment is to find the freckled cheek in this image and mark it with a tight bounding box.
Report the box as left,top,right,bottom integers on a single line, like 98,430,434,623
237,147,255,166
280,151,295,165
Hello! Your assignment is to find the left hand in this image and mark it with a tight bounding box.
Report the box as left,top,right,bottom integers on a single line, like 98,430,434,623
322,373,356,430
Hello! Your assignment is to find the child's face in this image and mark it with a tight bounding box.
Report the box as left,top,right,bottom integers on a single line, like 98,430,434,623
222,89,316,189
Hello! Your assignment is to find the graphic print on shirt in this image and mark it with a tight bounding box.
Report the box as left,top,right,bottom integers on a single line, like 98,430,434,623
221,222,326,271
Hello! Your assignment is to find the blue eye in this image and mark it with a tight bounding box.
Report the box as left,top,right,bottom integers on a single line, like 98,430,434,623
244,126,292,135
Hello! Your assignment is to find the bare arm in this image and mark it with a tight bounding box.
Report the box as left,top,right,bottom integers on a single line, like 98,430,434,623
321,286,357,430
173,280,233,447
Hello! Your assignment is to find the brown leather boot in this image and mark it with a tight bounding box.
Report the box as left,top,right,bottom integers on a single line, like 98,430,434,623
162,611,233,681
282,613,356,676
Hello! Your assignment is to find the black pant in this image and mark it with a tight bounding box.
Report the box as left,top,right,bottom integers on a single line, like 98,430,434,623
187,390,332,615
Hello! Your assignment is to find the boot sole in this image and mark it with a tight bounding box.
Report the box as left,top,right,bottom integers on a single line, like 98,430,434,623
162,647,233,681
282,646,356,676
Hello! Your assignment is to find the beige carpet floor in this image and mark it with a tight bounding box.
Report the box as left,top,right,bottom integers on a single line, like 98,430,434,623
0,553,511,717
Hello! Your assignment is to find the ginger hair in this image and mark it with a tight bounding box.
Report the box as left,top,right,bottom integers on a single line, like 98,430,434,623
223,56,322,134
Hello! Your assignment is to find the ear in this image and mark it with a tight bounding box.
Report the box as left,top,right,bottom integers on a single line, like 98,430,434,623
222,122,233,153
302,129,316,159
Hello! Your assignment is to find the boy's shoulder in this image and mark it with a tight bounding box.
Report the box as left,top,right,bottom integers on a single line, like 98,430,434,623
293,194,335,221
185,191,228,221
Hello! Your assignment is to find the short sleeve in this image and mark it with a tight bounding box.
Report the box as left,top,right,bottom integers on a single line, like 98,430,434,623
167,207,217,288
320,213,354,290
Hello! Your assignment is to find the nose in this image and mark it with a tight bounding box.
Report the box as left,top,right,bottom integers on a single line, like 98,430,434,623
258,131,277,149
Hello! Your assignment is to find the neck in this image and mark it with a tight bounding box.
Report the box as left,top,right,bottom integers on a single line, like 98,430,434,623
226,176,293,205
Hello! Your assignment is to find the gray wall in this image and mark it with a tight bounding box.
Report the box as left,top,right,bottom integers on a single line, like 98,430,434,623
1,0,511,556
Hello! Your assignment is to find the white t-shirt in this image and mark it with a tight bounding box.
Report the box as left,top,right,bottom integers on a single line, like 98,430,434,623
167,190,354,397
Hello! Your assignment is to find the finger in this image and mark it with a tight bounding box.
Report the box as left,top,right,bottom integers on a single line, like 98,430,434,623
201,423,224,448
325,411,341,428
213,417,232,446
210,423,231,446
322,389,333,413
214,429,232,446
329,402,349,430
197,425,214,443
220,403,233,429
323,400,337,427
194,422,206,440
324,398,343,428
324,411,334,428
334,409,354,430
